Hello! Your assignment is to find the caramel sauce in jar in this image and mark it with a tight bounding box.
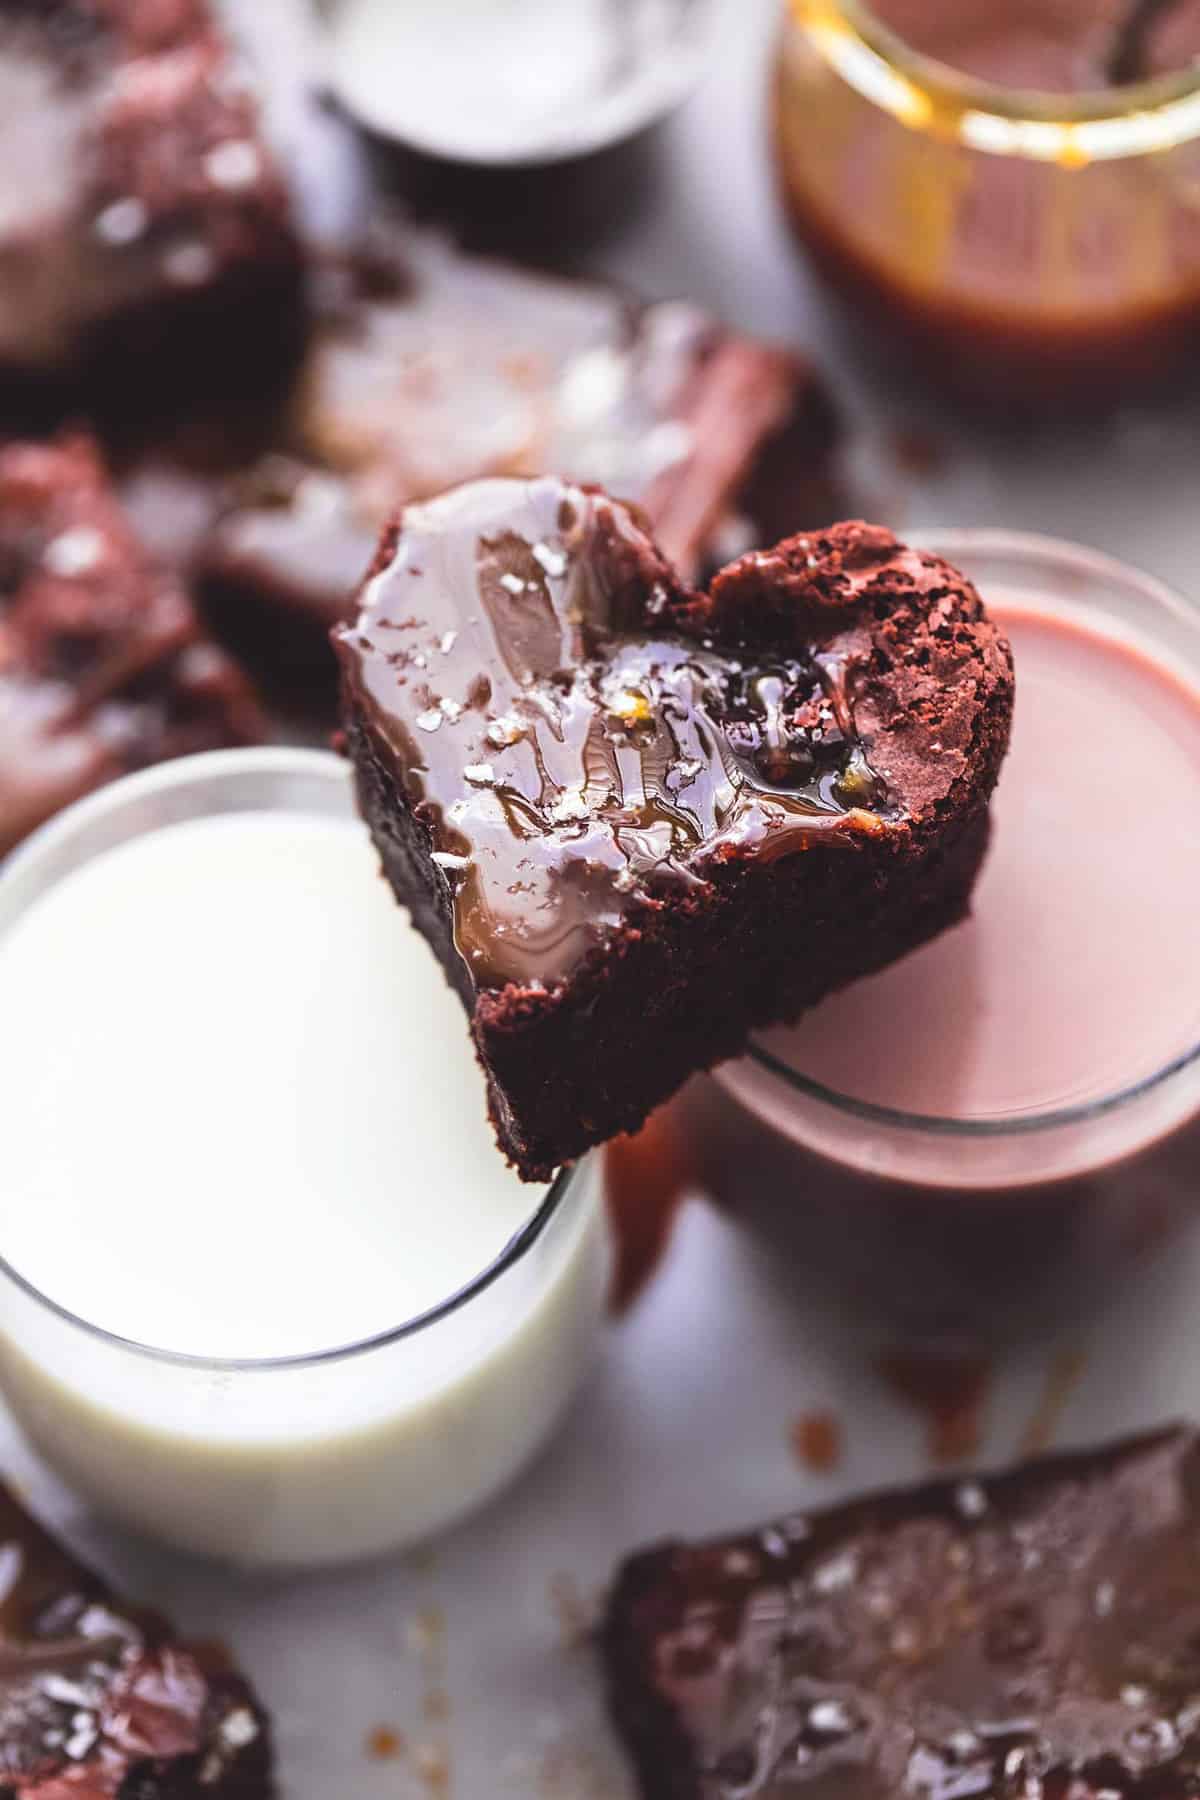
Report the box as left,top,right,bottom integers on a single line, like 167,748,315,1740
773,0,1200,413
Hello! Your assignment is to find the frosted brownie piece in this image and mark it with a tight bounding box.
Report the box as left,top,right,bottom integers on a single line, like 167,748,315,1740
0,1479,272,1799
0,0,299,428
603,1427,1200,1800
198,228,839,688
335,484,1013,1178
0,435,262,857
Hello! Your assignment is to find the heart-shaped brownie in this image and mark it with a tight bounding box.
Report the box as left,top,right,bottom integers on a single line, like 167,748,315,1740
335,478,1013,1179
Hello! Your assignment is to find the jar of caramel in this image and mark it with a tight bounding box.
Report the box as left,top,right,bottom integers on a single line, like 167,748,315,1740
773,0,1200,412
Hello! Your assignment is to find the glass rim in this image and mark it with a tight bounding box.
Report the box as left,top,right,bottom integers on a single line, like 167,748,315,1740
743,526,1200,1139
0,746,581,1376
790,0,1200,159
326,0,717,167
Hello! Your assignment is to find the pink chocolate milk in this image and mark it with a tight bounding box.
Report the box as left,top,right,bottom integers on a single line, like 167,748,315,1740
762,601,1200,1122
678,547,1200,1330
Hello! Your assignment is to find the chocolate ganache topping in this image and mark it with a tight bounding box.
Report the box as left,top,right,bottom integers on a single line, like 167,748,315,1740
335,479,983,990
605,1429,1200,1800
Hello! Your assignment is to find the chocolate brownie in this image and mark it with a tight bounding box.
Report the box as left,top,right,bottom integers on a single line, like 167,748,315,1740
336,486,1014,1178
198,452,380,701
197,228,840,698
0,1479,272,1798
0,435,262,857
0,0,300,433
604,1427,1200,1800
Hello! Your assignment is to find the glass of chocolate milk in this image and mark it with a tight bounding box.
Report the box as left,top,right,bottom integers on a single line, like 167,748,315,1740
676,532,1200,1335
773,0,1200,412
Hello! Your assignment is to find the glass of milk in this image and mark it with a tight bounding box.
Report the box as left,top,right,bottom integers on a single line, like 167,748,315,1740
0,749,609,1568
320,0,714,165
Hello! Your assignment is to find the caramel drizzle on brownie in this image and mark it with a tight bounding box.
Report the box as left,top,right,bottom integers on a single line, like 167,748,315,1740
337,477,898,989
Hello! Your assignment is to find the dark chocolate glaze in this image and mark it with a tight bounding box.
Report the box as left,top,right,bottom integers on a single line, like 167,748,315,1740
605,1427,1200,1800
0,1481,271,1798
335,479,905,988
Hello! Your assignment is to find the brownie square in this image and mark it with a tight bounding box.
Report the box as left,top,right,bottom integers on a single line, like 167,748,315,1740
0,1479,273,1798
196,227,840,701
0,0,300,432
604,1427,1200,1800
336,489,1013,1178
0,434,262,857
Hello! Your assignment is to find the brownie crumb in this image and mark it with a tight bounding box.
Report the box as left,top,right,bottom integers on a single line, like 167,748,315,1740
366,1725,406,1761
791,1410,843,1474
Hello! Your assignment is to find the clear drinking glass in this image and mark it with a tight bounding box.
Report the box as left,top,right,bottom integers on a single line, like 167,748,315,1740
673,533,1200,1336
0,750,609,1567
773,0,1200,410
320,0,714,166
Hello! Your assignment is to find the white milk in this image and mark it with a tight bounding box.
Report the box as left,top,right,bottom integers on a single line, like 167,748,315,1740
0,772,607,1565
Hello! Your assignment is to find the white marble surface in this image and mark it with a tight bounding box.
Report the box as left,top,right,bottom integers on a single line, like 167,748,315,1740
9,1194,1200,1800
6,3,1200,1797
